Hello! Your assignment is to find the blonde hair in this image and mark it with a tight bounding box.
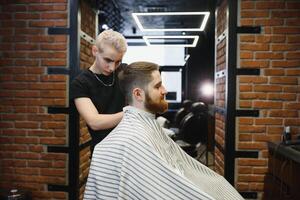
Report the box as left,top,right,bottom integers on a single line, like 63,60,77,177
95,29,127,53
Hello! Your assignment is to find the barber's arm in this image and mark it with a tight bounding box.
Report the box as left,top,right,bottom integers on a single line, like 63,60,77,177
74,97,123,130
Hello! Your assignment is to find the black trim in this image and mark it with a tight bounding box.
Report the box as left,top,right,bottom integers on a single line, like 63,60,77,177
48,185,70,192
236,68,260,75
160,66,182,71
240,191,258,199
236,26,261,34
127,42,146,46
48,27,70,35
224,0,237,185
79,140,92,151
235,150,259,158
125,36,143,39
47,146,69,153
68,0,80,199
48,107,69,114
47,67,70,75
236,110,259,117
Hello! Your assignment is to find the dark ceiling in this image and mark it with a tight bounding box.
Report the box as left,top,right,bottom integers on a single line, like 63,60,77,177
96,0,215,37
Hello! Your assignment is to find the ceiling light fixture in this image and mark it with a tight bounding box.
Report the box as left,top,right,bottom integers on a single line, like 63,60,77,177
143,35,199,47
132,12,210,32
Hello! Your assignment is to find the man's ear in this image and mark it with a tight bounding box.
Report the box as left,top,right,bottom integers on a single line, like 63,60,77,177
132,88,144,102
92,45,98,56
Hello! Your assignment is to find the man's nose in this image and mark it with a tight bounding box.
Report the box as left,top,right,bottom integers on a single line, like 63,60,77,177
161,85,167,95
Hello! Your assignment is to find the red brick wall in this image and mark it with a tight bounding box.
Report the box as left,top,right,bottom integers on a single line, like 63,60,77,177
236,0,300,199
214,0,227,177
0,0,68,199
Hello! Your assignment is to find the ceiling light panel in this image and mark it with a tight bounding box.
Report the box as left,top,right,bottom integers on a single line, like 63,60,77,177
143,35,199,47
132,12,210,32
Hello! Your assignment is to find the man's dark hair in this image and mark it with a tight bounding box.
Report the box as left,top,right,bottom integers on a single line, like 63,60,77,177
118,61,159,104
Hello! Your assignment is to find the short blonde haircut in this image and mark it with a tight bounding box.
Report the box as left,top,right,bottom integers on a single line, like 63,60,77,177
95,29,127,53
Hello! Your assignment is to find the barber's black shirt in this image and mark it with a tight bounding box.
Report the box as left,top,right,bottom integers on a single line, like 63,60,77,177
70,69,125,150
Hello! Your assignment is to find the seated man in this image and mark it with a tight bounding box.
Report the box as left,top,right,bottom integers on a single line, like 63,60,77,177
84,61,244,200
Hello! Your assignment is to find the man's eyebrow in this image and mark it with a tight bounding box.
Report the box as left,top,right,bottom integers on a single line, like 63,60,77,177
154,81,162,87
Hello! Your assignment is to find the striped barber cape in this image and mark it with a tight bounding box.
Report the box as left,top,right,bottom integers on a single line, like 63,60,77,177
84,106,244,200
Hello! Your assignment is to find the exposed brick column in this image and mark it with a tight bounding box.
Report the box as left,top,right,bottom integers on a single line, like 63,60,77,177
0,0,68,199
236,1,300,199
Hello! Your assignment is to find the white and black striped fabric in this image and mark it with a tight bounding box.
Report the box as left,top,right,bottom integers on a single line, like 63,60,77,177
84,106,244,200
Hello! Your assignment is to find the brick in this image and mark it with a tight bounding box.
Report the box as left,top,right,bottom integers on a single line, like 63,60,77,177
239,101,252,108
15,13,40,19
273,27,300,34
15,121,39,129
286,52,300,60
240,51,253,59
286,19,300,26
284,119,300,126
285,102,300,110
272,11,300,18
239,77,268,84
15,152,40,159
239,85,252,92
240,92,267,100
40,137,66,145
272,60,300,68
15,44,39,50
41,122,65,129
40,13,67,19
271,44,300,51
41,60,66,66
255,118,283,125
271,35,286,43
40,168,65,177
240,60,269,68
240,43,269,51
287,35,300,43
270,77,298,85
268,93,297,101
40,44,66,50
241,11,270,18
255,19,284,26
239,125,266,133
269,110,298,117
240,35,255,42
253,101,283,109
41,75,67,82
264,69,284,76
15,137,39,144
241,1,255,9
286,69,300,76
256,2,285,9
286,2,300,9
283,86,300,93
255,52,283,60
239,133,252,141
238,142,267,150
238,118,254,125
267,126,283,135
240,19,254,26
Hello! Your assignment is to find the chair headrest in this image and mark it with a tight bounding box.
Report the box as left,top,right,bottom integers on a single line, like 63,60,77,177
190,102,207,114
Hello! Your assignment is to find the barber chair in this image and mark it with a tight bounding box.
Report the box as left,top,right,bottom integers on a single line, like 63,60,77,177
175,102,208,158
173,99,193,128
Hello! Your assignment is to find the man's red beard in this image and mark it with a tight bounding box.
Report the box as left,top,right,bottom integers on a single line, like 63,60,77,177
144,92,168,114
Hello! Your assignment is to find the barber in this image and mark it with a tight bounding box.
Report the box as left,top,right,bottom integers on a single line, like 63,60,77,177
70,29,127,152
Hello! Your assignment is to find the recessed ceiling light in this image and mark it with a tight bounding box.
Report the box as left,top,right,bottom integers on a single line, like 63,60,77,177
143,35,199,47
132,12,210,32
